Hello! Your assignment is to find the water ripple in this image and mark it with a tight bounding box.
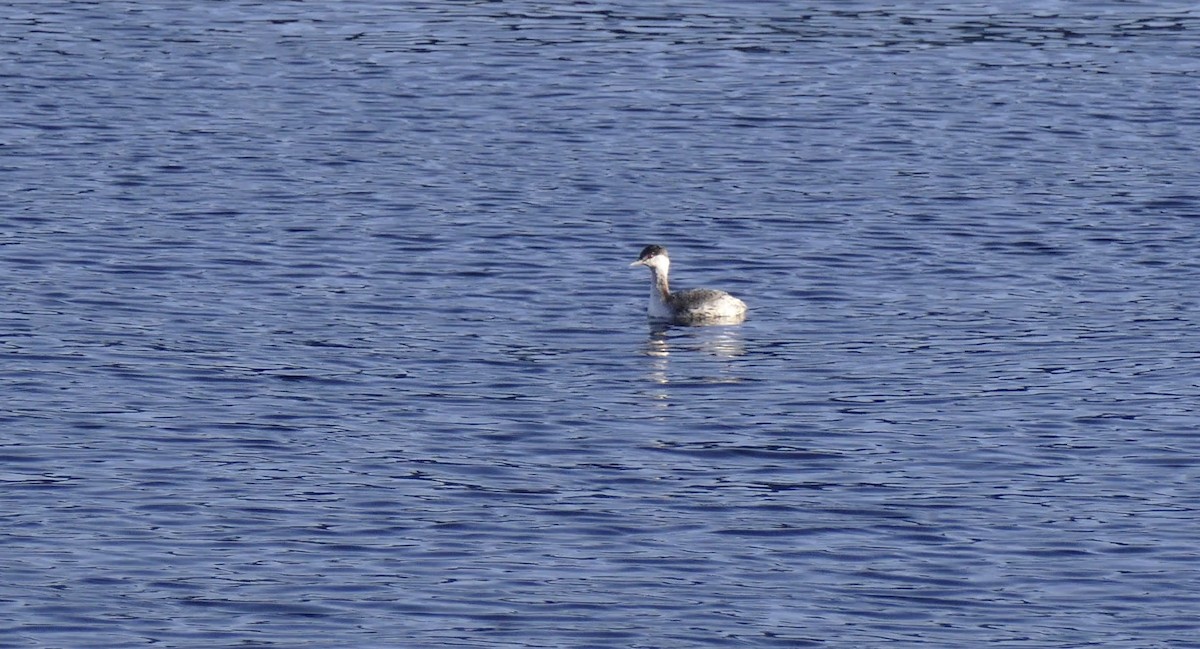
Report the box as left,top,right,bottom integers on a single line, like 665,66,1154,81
3,1,1200,647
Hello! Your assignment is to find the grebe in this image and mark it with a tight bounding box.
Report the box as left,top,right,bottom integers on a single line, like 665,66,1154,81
630,245,747,325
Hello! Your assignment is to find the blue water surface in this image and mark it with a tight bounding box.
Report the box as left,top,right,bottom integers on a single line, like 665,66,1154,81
3,2,1200,647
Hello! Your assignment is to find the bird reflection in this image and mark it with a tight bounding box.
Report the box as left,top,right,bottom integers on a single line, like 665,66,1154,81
641,323,746,395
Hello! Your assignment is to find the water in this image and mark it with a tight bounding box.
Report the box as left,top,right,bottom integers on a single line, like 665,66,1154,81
3,1,1200,647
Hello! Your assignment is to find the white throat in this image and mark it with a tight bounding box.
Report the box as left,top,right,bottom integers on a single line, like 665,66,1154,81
644,255,673,319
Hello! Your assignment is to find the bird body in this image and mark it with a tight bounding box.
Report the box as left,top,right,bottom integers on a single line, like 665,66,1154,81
630,245,747,325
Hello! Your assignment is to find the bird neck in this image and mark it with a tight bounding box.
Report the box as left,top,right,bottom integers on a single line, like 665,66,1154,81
648,265,672,306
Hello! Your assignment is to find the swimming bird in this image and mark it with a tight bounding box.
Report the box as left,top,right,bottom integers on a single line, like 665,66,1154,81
630,245,747,325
